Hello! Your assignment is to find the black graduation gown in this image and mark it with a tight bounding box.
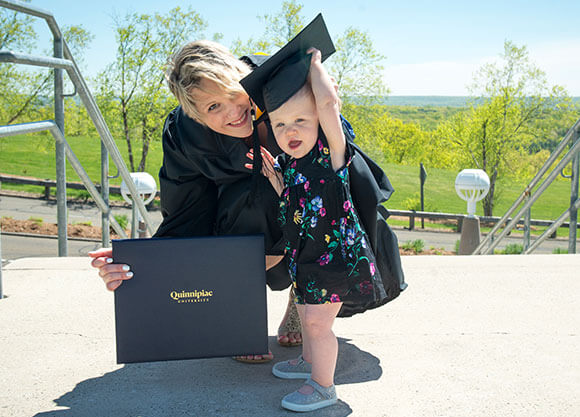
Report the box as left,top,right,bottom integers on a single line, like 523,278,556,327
337,117,407,317
154,106,290,290
153,106,406,312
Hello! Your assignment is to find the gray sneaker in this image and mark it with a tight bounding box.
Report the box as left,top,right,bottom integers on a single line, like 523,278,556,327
281,378,338,412
272,355,312,379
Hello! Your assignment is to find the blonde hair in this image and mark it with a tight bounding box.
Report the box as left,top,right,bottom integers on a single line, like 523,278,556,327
165,40,251,122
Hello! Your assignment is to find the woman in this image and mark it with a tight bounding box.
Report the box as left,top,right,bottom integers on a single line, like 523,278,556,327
90,40,303,363
91,39,406,359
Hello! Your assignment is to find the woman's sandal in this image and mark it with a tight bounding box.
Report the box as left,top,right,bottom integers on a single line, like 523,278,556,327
277,289,303,347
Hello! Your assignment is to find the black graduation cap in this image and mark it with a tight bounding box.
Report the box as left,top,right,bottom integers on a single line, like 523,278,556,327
240,13,335,113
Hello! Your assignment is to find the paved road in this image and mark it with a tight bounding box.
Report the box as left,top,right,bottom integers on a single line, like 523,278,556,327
1,193,574,261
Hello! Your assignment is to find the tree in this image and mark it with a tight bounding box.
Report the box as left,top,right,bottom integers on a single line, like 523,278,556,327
326,27,387,102
230,0,304,57
231,0,387,102
0,7,92,126
96,7,206,172
258,0,305,50
442,40,569,216
342,103,427,165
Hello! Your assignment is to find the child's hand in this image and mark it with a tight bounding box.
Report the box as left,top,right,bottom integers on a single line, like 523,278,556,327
245,146,284,196
307,47,339,95
306,47,322,65
244,146,277,176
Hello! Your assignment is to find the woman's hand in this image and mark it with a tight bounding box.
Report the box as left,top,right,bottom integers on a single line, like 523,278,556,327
245,146,284,196
88,248,133,291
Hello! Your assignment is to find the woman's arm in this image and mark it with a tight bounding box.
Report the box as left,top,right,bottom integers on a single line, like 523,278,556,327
307,47,346,171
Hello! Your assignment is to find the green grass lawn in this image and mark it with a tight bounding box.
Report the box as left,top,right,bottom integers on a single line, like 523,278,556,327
0,132,575,224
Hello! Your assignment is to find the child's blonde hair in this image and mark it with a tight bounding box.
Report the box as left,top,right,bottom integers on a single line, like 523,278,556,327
165,40,251,122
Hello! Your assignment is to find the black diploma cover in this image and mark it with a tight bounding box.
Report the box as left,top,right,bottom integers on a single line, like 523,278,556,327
112,235,268,364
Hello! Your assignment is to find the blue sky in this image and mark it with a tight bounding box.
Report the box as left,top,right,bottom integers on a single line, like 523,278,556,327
24,0,580,95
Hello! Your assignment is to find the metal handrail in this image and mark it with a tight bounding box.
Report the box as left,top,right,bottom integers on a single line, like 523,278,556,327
0,1,155,241
473,118,580,255
0,121,128,237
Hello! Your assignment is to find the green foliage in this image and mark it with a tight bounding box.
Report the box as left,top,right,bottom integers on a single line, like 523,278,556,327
385,105,467,131
429,246,446,255
114,214,129,231
231,1,387,100
259,0,305,50
454,240,461,254
446,40,573,216
73,220,93,226
0,11,92,125
401,192,438,212
552,248,568,254
74,190,92,203
341,104,430,166
95,7,204,172
28,217,43,226
400,239,425,254
327,27,387,101
231,0,303,56
494,243,524,254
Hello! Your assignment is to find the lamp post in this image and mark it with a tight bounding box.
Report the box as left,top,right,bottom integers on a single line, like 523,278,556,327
455,169,490,255
120,172,157,238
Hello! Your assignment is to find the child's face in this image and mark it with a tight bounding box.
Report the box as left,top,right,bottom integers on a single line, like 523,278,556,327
269,88,319,159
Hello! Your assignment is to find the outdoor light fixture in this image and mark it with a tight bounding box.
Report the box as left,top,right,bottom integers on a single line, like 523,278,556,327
455,169,490,255
120,172,157,238
455,169,490,217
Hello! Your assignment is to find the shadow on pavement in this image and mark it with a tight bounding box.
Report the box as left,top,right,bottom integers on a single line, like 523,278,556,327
34,337,380,417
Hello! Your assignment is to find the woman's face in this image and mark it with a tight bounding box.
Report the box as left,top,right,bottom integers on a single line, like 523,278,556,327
193,79,253,138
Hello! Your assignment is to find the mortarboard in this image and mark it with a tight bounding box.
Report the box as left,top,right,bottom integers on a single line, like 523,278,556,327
240,13,335,113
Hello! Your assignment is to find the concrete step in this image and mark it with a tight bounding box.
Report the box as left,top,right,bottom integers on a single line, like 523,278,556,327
1,255,578,416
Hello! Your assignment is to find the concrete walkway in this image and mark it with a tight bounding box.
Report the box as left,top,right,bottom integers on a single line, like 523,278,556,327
1,254,578,416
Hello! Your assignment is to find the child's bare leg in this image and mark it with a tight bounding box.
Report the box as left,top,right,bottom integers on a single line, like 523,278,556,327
298,302,342,388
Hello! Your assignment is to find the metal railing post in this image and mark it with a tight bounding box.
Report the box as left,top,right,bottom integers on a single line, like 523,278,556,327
53,34,67,256
101,142,110,247
569,138,579,254
0,227,3,299
523,204,531,251
0,0,155,253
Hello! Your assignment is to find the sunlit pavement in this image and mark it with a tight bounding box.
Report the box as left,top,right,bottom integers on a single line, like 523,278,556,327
1,254,578,416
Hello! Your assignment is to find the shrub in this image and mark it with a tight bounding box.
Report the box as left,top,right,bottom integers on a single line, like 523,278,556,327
495,243,524,254
400,239,425,254
401,192,438,212
28,217,43,226
114,214,129,230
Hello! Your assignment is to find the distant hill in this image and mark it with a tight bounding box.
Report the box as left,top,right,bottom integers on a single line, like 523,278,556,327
382,96,473,107
371,96,580,107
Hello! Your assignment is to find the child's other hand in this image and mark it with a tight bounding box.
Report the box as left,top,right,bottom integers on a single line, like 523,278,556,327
245,146,279,177
245,146,284,196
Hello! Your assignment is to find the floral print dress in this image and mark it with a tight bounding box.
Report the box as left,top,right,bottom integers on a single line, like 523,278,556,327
278,135,387,306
